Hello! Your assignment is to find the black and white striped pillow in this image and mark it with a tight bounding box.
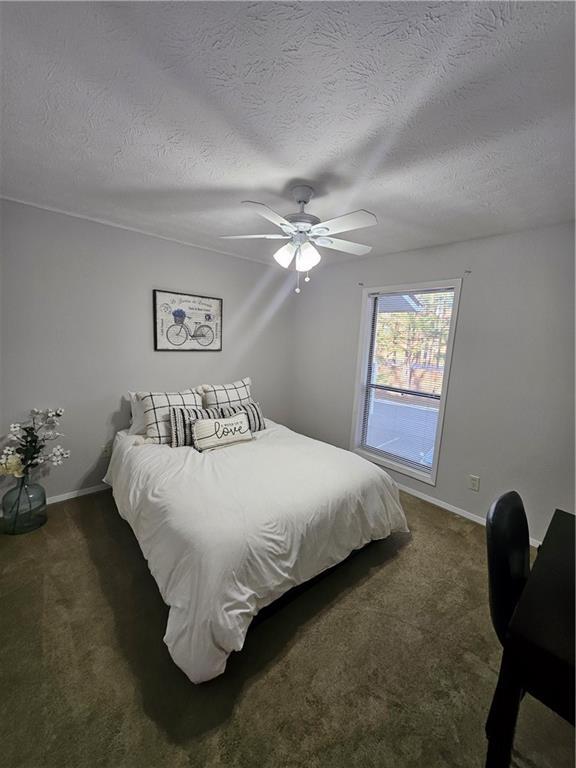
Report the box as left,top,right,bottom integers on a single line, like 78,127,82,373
200,377,252,408
169,406,221,448
220,402,266,433
138,390,203,444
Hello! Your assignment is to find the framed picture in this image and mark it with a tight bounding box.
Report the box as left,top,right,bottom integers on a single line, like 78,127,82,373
153,289,222,351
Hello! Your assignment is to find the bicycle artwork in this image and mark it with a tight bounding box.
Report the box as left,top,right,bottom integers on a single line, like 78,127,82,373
166,308,215,347
153,289,222,352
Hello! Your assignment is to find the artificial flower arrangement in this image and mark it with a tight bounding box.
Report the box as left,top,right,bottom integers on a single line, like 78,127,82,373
1,408,70,534
1,408,70,477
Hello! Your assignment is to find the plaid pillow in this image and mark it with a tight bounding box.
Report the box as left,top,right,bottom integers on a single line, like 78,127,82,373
137,390,203,444
169,406,221,448
200,377,252,408
220,402,265,433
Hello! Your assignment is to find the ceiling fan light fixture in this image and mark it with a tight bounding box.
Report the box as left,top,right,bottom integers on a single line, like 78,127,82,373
273,242,296,268
295,242,321,272
312,227,329,235
314,236,333,246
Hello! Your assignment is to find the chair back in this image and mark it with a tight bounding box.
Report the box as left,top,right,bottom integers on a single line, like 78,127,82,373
486,491,530,646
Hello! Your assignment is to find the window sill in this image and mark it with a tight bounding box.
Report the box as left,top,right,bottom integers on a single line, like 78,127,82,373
353,447,438,486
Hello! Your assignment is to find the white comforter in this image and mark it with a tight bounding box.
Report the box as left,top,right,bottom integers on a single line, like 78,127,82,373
105,421,408,683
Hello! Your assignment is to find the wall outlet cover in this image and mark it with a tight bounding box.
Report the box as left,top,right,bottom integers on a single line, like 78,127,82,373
469,475,480,492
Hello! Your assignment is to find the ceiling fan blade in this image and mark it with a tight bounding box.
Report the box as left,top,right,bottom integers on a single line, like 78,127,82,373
315,237,372,256
311,209,377,236
273,242,296,269
242,201,296,232
221,234,290,240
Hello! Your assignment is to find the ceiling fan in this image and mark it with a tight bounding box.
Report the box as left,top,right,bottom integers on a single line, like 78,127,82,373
221,185,377,292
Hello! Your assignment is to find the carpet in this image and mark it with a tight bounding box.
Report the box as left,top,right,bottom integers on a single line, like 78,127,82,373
0,489,573,768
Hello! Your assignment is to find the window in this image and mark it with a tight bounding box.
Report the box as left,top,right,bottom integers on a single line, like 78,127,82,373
352,280,461,485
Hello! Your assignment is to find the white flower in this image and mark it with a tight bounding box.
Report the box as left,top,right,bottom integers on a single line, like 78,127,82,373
37,457,44,465
2,446,15,455
63,450,71,458
55,408,64,416
9,423,20,433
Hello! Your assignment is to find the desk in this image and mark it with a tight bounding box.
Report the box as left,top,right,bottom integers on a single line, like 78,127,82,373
485,509,575,767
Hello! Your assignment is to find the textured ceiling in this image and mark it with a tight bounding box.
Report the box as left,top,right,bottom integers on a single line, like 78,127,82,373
1,2,574,265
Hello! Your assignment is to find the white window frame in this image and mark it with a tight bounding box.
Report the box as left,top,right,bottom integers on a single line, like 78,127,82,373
350,278,462,486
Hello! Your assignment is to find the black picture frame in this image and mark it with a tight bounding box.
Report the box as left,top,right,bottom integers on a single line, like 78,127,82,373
153,289,223,352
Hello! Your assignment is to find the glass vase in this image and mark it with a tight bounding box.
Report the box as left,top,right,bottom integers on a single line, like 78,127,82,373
2,475,47,535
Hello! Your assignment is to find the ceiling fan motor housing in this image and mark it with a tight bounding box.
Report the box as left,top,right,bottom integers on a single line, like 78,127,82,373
283,211,321,232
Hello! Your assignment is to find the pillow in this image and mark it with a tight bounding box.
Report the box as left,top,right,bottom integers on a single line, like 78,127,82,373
128,389,197,435
191,413,252,452
128,391,147,435
137,390,203,444
169,406,222,448
200,377,252,408
220,402,265,433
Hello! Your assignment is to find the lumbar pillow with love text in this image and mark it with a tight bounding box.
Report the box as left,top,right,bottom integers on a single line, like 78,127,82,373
191,413,252,452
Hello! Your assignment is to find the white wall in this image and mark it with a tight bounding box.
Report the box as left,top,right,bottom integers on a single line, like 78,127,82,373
290,223,575,542
0,200,295,497
1,201,573,541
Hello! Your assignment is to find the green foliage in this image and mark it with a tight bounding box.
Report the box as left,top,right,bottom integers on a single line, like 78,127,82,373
373,291,453,394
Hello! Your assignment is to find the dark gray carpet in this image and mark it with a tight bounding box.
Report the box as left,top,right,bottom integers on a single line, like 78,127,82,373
0,489,573,768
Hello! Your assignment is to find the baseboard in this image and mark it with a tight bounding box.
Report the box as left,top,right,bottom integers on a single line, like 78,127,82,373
47,483,110,505
397,483,542,547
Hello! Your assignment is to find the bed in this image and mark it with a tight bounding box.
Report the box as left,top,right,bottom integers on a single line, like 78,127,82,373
104,420,408,683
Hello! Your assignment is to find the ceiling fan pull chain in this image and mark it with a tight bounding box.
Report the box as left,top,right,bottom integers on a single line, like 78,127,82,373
295,272,301,294
305,272,310,283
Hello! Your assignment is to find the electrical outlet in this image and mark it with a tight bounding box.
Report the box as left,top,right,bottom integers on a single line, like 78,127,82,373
469,474,480,492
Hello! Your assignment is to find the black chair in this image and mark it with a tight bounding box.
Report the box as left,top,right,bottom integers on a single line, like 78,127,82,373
485,491,531,763
486,491,530,646
485,498,574,767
